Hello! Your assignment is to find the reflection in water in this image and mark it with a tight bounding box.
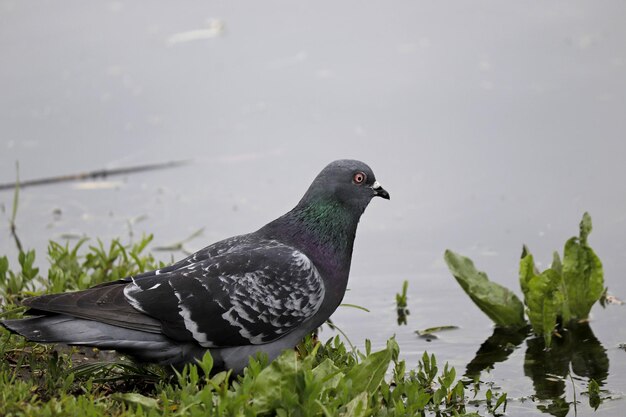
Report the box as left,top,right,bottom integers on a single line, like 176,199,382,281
465,323,609,417
524,335,572,416
525,323,609,416
465,326,530,379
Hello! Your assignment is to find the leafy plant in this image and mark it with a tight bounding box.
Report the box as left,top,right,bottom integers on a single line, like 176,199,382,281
484,389,507,415
1,235,161,307
395,279,410,325
0,250,40,303
445,213,605,347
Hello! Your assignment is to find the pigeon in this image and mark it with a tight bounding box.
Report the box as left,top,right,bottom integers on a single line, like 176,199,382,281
1,159,389,373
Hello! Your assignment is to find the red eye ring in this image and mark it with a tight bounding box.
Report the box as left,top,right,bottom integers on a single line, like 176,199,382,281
353,172,367,184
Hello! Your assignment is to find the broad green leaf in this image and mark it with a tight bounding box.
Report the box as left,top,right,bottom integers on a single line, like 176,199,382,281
111,393,159,409
561,213,604,320
552,251,563,276
580,212,592,245
250,350,299,414
519,252,537,298
494,392,508,413
552,251,571,323
0,256,8,279
445,250,526,328
524,268,562,346
345,339,396,395
209,370,229,388
342,391,368,417
194,350,214,377
520,251,566,344
312,358,344,390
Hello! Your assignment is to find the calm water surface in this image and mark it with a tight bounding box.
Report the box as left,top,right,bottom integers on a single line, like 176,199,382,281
1,1,625,415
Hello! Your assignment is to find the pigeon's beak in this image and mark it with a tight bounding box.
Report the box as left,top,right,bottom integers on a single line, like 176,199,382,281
371,181,390,200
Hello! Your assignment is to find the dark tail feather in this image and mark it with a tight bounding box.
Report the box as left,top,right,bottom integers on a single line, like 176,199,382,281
1,315,204,366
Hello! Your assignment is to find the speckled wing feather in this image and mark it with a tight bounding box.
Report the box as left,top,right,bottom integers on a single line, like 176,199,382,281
129,235,254,280
123,239,325,347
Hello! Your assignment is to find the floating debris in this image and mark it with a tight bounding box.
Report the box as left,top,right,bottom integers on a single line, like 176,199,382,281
415,325,459,341
73,181,124,190
166,19,224,46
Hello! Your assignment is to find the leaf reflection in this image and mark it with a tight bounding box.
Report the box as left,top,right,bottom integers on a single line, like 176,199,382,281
465,326,530,379
465,323,608,417
525,323,609,416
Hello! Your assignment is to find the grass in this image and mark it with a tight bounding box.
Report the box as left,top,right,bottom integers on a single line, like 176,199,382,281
0,236,507,416
395,280,409,326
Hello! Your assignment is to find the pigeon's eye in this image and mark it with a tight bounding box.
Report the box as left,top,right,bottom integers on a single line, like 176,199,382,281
353,172,367,184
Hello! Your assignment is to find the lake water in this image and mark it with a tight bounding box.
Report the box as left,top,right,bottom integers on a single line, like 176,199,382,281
1,1,625,415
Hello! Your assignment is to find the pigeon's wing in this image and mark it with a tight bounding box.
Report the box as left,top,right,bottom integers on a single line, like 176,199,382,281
93,235,252,286
123,241,325,347
21,284,163,334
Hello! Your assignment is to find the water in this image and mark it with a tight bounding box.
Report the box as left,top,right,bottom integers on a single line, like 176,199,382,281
1,1,625,415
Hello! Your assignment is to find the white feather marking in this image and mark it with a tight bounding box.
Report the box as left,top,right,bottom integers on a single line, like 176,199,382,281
207,262,219,271
147,283,162,290
123,283,147,313
235,304,255,322
173,290,215,347
221,307,267,344
291,250,311,269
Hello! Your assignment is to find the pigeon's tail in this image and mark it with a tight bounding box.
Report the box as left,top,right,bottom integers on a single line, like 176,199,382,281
1,315,206,366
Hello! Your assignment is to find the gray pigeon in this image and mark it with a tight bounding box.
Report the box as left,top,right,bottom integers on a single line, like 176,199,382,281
1,159,389,373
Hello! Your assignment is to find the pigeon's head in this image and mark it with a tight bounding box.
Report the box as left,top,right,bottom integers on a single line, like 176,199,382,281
300,159,390,213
